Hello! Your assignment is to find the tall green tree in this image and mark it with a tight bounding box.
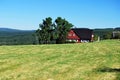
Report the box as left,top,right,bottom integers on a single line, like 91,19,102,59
36,17,73,44
55,17,73,43
36,17,54,44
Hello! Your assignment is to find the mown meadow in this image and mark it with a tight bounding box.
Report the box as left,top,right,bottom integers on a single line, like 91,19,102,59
0,40,120,80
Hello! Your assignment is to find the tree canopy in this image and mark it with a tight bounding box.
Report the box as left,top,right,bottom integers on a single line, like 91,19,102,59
55,17,73,43
36,17,73,44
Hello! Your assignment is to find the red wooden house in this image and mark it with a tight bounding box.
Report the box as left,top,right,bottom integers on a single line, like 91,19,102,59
67,28,94,43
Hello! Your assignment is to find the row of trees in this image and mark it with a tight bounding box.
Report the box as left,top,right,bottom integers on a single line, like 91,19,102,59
0,31,36,45
93,28,120,41
36,17,73,44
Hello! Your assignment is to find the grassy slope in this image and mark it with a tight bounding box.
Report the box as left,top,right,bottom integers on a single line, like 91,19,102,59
0,40,120,80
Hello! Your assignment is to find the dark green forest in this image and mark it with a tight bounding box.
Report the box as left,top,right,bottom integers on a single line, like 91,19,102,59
0,27,119,45
0,28,37,45
0,17,119,45
93,28,113,40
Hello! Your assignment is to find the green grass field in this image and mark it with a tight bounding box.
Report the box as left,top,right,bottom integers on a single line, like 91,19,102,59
0,40,120,80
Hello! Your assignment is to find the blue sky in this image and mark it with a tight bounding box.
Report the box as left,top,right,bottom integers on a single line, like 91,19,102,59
0,0,120,30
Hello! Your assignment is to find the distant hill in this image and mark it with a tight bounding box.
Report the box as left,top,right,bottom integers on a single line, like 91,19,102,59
0,27,119,45
0,28,22,32
114,27,120,31
0,28,35,32
0,28,36,45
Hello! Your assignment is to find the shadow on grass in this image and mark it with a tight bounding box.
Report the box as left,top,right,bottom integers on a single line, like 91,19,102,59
97,67,120,73
95,67,120,80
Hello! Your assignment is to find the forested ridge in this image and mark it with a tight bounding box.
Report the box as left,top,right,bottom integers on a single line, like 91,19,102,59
0,27,119,45
0,28,36,45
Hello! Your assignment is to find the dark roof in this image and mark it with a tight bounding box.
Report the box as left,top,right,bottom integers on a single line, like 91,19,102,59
72,28,93,40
